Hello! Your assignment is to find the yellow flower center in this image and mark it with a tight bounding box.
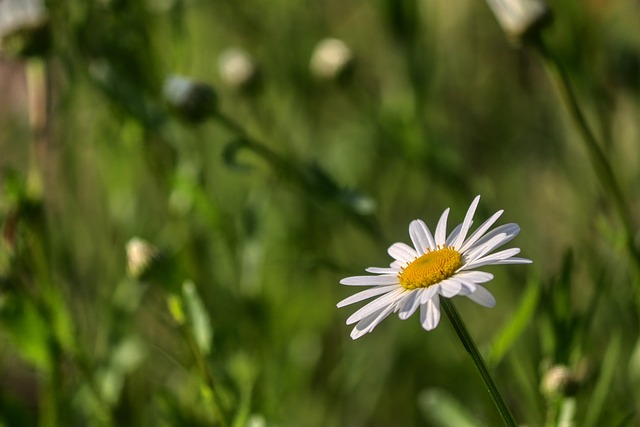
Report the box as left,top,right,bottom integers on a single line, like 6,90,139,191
398,247,462,290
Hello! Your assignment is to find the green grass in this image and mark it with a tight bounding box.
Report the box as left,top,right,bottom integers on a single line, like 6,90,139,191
1,0,640,426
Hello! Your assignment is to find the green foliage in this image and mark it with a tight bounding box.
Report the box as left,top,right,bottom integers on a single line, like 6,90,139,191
418,388,486,427
1,0,640,426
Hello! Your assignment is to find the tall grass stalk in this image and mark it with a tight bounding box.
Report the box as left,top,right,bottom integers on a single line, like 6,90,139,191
441,299,518,427
533,36,640,280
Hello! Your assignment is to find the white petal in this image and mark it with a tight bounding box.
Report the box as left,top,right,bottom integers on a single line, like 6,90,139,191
464,248,522,270
481,247,521,261
459,210,504,253
454,270,494,283
419,285,439,304
337,284,399,308
466,224,520,256
467,285,496,307
434,208,450,246
346,288,405,325
350,304,395,339
398,290,422,320
365,303,398,333
340,275,399,286
491,257,532,264
418,220,437,251
390,260,404,269
463,233,508,263
486,224,520,248
438,279,463,298
420,296,441,331
453,277,477,295
388,242,418,263
365,267,399,274
445,223,465,247
409,220,431,255
452,195,480,250
350,322,372,340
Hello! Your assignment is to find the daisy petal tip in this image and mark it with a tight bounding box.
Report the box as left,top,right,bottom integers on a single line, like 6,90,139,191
350,329,364,340
422,319,440,331
398,310,413,321
467,285,497,308
479,297,497,308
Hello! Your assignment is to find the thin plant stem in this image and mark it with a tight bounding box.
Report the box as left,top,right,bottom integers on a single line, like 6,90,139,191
214,112,385,242
533,37,640,278
26,58,47,197
441,298,518,427
25,56,61,427
179,318,230,427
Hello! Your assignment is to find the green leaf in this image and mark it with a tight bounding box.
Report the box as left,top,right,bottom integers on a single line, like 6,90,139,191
42,286,76,354
418,388,486,427
487,276,540,367
182,280,212,355
99,335,147,405
582,331,622,427
0,293,51,372
167,293,186,325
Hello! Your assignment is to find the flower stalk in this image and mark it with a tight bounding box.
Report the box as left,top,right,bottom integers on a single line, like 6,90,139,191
441,298,518,427
532,36,640,279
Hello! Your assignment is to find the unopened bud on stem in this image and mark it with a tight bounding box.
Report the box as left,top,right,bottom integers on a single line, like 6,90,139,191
126,237,160,280
541,364,580,399
218,48,260,91
309,38,354,81
163,74,218,122
485,0,550,45
0,0,49,57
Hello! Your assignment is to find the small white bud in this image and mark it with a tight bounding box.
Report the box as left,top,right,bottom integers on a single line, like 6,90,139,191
485,0,550,44
0,0,49,56
126,237,159,279
163,74,217,122
541,364,579,398
218,48,259,90
309,38,354,81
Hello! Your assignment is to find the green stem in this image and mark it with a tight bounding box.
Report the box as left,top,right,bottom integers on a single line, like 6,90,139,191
533,37,640,278
441,298,518,427
180,322,229,427
214,112,385,242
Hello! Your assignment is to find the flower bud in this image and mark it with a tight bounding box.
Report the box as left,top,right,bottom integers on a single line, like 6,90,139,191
540,364,579,399
309,38,354,81
341,190,376,215
218,47,260,92
0,0,49,57
485,0,550,45
126,237,160,280
163,74,218,122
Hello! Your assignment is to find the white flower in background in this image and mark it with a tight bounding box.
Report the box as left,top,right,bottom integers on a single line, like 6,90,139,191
126,237,159,279
0,0,47,38
485,0,550,44
338,196,531,340
218,47,258,90
309,38,354,80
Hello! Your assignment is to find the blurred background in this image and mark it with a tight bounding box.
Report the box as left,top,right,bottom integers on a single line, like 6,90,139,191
1,0,640,426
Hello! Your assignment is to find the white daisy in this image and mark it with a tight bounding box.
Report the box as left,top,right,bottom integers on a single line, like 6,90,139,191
337,195,531,340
